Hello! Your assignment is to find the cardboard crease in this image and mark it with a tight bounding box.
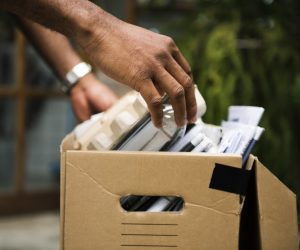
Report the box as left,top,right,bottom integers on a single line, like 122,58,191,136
66,161,120,198
185,201,239,216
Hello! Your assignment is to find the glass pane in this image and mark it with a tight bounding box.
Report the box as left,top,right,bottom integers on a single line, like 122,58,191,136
0,12,16,86
0,98,16,192
25,98,76,191
25,45,61,91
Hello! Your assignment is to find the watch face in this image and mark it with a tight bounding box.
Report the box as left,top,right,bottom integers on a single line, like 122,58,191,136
66,62,92,84
62,62,92,94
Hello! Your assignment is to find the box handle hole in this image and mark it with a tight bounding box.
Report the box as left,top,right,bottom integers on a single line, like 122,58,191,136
120,195,184,212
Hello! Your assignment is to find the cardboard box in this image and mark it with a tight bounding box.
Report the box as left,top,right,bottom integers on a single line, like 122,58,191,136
60,134,299,249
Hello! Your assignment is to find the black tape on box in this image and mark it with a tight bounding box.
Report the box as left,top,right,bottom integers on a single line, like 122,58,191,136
209,163,251,196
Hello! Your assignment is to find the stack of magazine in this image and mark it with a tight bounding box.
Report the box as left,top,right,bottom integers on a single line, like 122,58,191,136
72,86,265,212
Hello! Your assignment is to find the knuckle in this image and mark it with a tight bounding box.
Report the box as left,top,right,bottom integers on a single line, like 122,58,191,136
154,48,169,61
133,79,148,93
149,61,161,72
187,64,192,72
149,96,163,108
131,72,151,92
164,36,175,47
172,86,185,100
133,82,142,92
172,46,179,54
186,67,192,76
182,76,194,91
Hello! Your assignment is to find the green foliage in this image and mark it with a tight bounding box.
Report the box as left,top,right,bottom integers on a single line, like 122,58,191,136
170,0,300,215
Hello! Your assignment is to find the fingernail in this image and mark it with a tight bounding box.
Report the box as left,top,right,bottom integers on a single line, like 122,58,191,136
189,115,197,124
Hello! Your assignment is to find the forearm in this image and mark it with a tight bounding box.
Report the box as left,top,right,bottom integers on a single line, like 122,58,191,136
15,16,82,79
1,0,196,126
0,0,113,46
14,17,118,120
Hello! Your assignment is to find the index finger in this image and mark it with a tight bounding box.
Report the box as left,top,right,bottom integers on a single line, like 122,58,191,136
139,80,164,128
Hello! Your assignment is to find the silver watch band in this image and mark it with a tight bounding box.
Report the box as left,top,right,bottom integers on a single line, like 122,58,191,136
62,62,92,93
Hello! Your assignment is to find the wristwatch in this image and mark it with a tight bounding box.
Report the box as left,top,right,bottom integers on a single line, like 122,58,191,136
61,62,92,94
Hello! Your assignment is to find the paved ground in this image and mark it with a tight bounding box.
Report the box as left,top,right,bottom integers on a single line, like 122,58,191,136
0,212,59,250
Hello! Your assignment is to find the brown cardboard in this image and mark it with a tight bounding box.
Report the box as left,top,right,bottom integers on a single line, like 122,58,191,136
255,159,298,249
60,134,299,250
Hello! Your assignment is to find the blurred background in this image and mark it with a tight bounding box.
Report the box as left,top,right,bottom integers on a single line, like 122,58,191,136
0,0,299,249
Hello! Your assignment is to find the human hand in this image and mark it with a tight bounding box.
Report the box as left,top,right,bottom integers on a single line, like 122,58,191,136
70,73,118,121
0,0,196,126
78,15,197,127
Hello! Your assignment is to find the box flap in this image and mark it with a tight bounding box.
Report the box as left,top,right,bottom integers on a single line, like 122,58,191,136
60,150,67,250
255,159,299,250
62,151,245,249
